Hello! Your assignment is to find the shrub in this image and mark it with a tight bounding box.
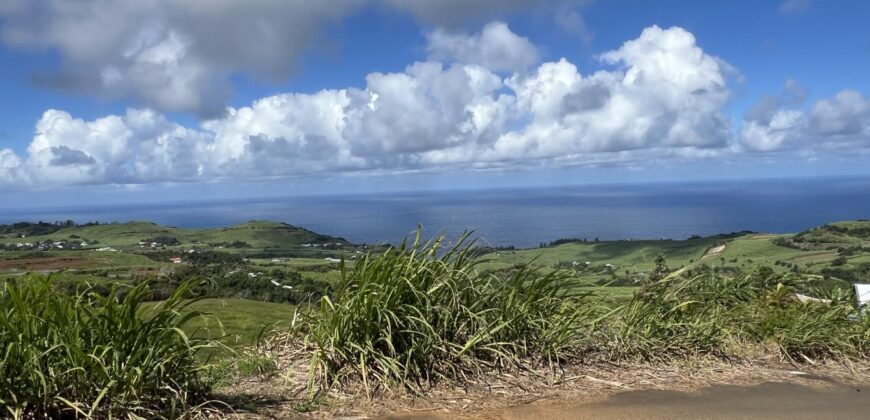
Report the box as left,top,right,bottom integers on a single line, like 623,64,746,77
305,232,598,393
607,270,868,362
753,300,860,361
0,276,218,418
608,273,759,360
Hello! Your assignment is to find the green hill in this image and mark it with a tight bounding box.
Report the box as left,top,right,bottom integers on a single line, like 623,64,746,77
479,233,745,276
0,220,354,255
480,221,870,287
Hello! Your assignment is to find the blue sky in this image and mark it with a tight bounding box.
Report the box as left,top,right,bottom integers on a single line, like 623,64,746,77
0,0,869,204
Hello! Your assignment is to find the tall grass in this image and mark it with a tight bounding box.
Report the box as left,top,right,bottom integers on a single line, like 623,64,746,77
0,275,217,419
305,232,599,393
302,233,870,395
608,270,868,362
752,286,863,361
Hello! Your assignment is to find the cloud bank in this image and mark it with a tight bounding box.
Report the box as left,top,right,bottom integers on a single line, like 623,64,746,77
0,23,740,187
0,19,866,189
0,0,591,116
0,0,367,116
741,86,870,153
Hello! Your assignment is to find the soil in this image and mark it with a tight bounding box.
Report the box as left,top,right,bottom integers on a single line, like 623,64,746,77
219,350,870,419
0,256,95,271
392,380,869,420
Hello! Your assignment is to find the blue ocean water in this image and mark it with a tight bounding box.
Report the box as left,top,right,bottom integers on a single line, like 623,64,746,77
2,177,869,248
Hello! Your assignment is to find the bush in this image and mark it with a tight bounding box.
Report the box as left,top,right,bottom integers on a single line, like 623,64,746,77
753,299,860,361
305,232,598,393
608,273,759,360
606,270,868,362
0,276,218,418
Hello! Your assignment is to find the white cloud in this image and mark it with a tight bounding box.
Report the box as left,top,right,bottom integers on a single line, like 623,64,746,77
0,148,23,184
0,0,367,116
426,22,539,72
345,62,511,157
19,109,209,185
0,24,786,189
740,89,870,152
0,0,597,116
202,90,359,176
474,25,733,162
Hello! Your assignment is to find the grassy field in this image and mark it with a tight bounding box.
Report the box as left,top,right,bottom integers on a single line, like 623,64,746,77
479,222,870,286
4,221,870,417
0,250,164,276
481,234,736,270
146,298,297,347
3,220,869,350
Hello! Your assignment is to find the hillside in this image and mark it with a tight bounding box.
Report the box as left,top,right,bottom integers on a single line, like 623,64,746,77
3,219,869,295
479,232,746,273
0,220,354,255
480,221,870,287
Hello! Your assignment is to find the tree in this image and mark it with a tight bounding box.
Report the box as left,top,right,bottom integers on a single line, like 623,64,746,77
646,255,670,285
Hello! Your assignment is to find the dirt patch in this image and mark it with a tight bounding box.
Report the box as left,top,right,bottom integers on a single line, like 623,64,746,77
702,244,726,259
470,380,869,420
216,340,870,419
0,256,96,271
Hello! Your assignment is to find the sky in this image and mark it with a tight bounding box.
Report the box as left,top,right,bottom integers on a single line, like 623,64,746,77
0,0,869,205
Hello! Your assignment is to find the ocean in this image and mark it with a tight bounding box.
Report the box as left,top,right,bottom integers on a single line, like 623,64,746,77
2,177,869,248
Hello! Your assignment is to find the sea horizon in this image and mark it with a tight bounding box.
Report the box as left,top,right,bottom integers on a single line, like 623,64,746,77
3,175,869,248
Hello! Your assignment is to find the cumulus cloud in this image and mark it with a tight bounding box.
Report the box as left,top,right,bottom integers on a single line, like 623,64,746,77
426,22,539,72
0,24,754,188
0,1,600,116
741,87,870,153
471,25,733,162
0,0,366,116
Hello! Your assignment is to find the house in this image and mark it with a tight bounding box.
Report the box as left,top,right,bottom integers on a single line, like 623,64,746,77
169,256,183,264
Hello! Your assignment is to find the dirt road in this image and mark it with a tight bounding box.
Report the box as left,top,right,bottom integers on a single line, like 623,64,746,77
388,380,868,420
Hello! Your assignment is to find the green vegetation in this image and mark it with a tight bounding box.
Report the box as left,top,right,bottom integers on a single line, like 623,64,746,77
0,220,355,257
609,268,866,362
0,276,218,418
162,298,297,347
477,233,746,287
299,236,870,398
480,221,870,290
306,233,598,393
2,219,870,414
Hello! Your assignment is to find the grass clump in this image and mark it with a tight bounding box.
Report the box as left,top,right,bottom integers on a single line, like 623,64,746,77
305,232,598,393
752,287,864,362
0,275,218,419
608,268,869,363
